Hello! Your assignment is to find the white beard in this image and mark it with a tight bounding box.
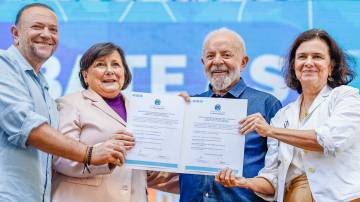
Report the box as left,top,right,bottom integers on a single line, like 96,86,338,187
206,65,240,91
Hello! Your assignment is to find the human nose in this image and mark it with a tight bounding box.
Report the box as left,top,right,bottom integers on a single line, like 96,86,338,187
104,64,116,74
213,54,224,65
304,56,314,67
39,27,52,38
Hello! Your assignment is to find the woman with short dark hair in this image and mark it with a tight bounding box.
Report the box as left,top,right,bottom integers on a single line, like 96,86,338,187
284,29,355,93
51,42,177,202
216,29,360,202
78,42,132,90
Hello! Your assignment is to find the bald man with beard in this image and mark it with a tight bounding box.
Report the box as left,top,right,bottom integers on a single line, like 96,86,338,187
179,28,282,202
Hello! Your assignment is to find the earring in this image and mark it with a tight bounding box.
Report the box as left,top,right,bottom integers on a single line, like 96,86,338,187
327,76,334,82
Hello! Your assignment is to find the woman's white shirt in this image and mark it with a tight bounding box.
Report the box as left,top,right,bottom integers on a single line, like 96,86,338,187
257,85,360,202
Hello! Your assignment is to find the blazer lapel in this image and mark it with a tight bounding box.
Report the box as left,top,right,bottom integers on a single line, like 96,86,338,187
306,85,332,116
82,89,127,126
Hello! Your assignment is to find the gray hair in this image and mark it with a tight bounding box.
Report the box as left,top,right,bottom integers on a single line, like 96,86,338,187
202,27,247,55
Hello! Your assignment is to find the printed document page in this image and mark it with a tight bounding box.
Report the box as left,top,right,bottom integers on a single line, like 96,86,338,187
126,92,247,175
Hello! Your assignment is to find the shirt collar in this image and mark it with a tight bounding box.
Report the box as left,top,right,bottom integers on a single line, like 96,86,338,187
207,78,247,98
8,45,49,89
8,45,34,72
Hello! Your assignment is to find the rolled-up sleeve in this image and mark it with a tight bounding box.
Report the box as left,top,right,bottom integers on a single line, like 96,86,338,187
0,57,48,149
53,98,112,177
315,86,360,157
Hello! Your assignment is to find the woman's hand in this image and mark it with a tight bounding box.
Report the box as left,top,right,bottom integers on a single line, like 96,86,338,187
111,130,135,150
215,168,249,188
239,112,273,137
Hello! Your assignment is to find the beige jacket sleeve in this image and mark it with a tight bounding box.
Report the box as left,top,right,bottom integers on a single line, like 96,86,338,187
52,97,112,178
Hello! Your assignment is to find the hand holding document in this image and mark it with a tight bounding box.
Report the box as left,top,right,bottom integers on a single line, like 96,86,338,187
126,92,247,176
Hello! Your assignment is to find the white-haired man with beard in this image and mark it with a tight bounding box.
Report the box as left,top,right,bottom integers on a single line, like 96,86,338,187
179,28,282,202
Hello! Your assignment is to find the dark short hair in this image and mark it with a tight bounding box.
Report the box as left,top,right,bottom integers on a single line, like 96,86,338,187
15,3,55,25
79,42,132,90
284,29,355,94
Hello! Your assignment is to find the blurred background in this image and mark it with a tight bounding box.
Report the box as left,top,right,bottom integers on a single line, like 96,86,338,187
1,1,360,201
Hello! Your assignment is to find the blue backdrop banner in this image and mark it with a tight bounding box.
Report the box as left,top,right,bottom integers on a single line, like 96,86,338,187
1,1,360,106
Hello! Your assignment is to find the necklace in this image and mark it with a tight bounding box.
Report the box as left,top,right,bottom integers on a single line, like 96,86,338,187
304,111,309,117
301,95,310,118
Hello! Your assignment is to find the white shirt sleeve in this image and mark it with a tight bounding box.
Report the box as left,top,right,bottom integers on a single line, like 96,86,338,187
315,86,360,157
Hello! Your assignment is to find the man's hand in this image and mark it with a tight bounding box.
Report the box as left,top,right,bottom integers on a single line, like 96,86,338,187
91,139,126,166
178,91,191,103
215,168,250,188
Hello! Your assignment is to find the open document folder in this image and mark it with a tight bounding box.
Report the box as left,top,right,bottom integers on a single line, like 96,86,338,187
125,92,247,176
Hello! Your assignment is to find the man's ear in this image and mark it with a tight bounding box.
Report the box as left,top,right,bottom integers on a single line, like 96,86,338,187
241,56,249,66
239,56,249,72
11,25,19,46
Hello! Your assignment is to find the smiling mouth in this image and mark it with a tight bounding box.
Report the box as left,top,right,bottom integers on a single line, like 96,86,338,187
34,41,54,46
302,70,318,73
102,79,117,83
212,70,228,75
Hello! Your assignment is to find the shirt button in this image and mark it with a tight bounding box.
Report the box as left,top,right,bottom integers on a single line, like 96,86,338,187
205,192,209,197
308,167,316,173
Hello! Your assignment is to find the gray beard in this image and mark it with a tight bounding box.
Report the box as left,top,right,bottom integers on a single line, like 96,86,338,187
206,67,240,91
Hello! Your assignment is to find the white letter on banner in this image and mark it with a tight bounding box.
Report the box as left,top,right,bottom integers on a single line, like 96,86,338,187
42,56,62,98
250,54,289,101
151,55,186,93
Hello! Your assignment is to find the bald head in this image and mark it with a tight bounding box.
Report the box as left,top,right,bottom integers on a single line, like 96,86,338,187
201,27,249,94
15,3,55,25
11,3,58,72
202,27,247,56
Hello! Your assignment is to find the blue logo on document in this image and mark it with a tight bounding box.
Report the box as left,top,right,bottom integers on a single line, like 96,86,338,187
154,99,161,105
214,104,221,111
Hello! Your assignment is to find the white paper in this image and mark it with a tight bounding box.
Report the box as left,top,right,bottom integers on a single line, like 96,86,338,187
126,92,247,175
126,92,184,172
181,97,247,175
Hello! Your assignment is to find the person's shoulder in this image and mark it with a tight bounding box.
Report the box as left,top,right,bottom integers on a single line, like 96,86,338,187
0,48,9,57
0,49,24,78
245,86,280,102
0,49,6,57
0,48,15,66
269,100,297,124
192,91,209,97
332,85,359,95
57,91,84,103
276,101,294,113
329,85,360,104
